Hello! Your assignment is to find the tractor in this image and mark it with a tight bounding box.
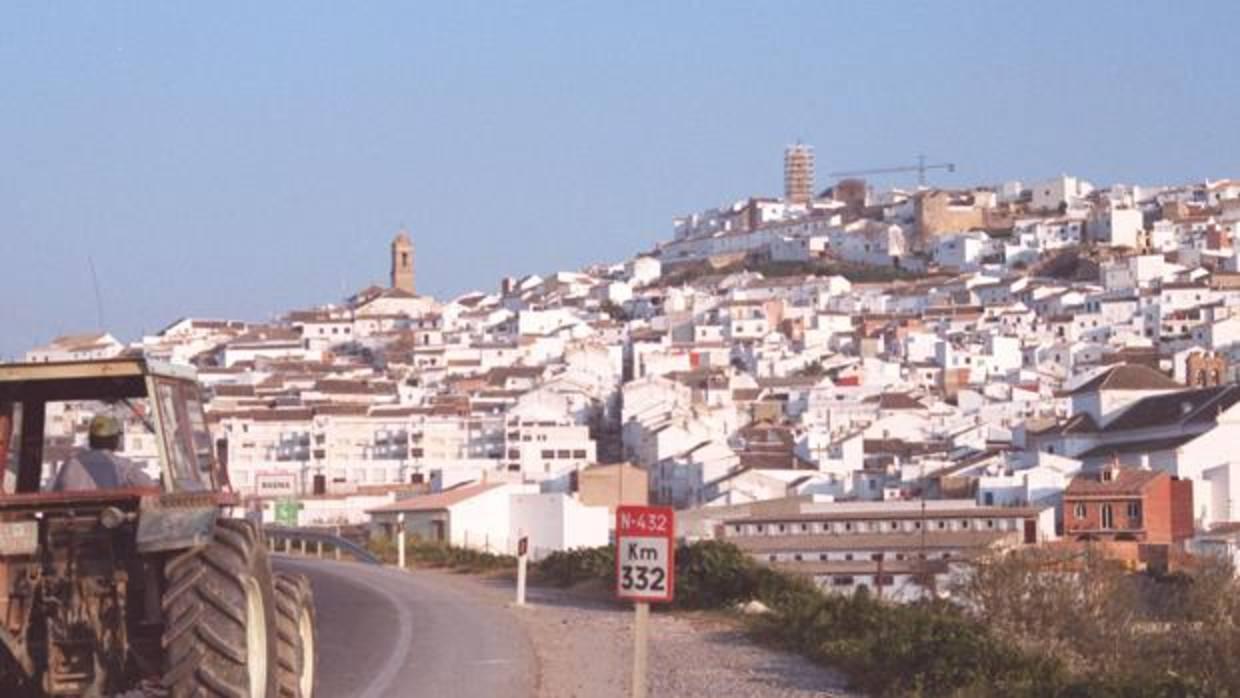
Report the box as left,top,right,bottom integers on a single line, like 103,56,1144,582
0,358,316,697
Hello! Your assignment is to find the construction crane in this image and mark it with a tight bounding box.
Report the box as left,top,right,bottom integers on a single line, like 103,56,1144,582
827,154,956,187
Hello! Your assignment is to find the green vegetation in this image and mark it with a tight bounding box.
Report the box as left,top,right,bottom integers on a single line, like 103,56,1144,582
535,546,615,587
532,540,1240,697
365,534,1239,695
367,536,517,573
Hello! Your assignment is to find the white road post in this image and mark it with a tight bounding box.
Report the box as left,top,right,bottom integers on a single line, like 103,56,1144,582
516,534,528,606
397,513,407,570
632,601,649,698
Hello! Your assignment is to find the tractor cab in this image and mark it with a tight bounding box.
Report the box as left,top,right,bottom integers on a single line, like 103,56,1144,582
0,358,226,504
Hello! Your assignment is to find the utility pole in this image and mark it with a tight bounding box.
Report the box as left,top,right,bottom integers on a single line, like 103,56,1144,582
919,458,930,595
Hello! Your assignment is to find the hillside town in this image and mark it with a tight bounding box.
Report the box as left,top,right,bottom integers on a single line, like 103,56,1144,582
21,146,1240,603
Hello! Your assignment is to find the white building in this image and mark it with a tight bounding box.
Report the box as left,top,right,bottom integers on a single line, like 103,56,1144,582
25,333,125,363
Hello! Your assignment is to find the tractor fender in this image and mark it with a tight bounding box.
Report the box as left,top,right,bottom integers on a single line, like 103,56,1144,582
136,495,219,553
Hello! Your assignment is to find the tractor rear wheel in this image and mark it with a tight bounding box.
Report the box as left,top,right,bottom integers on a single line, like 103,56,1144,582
274,572,317,698
161,519,279,697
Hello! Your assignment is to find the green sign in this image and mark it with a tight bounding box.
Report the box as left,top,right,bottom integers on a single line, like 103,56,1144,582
274,499,301,527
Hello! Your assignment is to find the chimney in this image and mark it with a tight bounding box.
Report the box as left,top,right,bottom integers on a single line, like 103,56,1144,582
1102,455,1121,482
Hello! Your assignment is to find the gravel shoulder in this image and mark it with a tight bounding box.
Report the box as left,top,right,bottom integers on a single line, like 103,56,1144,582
428,570,859,698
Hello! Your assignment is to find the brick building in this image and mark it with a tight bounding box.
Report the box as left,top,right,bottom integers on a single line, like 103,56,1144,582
1063,465,1194,544
1185,351,1228,388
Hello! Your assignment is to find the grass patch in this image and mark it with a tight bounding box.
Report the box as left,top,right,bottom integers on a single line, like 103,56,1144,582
367,536,517,573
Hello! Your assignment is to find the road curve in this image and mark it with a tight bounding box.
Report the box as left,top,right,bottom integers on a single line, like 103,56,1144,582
274,556,538,698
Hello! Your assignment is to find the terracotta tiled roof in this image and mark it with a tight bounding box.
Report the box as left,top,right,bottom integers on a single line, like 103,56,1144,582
1065,468,1162,497
1103,385,1240,432
864,392,926,410
1076,435,1196,459
1068,364,1181,395
366,482,503,513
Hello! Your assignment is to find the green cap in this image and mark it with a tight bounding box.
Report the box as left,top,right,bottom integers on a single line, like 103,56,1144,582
89,414,121,439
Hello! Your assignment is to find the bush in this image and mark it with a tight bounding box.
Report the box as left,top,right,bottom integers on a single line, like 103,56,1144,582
673,539,762,609
387,535,1235,696
365,535,517,573
536,546,615,587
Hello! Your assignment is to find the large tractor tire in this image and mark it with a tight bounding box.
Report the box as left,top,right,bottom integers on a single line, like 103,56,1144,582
274,573,317,698
161,519,279,698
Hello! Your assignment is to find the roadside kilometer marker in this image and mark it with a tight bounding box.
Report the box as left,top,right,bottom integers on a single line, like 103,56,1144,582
615,505,675,603
615,505,675,698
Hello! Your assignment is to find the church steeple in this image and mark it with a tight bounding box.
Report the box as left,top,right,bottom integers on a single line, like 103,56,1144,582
390,229,415,294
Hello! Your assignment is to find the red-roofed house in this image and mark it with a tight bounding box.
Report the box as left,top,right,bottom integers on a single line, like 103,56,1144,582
368,482,527,550
366,480,611,559
1063,465,1193,544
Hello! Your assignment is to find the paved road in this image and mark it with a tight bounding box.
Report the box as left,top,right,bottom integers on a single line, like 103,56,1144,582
274,557,538,698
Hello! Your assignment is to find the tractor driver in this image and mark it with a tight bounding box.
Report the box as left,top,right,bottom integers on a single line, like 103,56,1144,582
50,414,155,491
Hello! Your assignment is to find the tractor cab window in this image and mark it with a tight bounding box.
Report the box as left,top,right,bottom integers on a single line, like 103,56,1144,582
6,397,164,492
0,402,18,492
0,365,221,496
152,379,216,491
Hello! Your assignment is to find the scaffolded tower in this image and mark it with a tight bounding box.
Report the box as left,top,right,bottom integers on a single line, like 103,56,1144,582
784,143,815,204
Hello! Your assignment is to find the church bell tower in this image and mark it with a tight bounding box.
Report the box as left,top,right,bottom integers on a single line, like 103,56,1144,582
390,230,415,294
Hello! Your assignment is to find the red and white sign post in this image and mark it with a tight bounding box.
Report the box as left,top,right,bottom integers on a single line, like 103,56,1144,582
615,505,675,698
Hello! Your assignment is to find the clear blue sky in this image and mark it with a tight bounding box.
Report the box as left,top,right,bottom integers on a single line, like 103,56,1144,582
2,2,1236,359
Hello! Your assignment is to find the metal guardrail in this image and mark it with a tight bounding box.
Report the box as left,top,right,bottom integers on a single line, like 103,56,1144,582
263,525,381,565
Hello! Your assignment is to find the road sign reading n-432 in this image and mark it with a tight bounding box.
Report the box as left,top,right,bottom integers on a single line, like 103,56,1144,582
615,505,675,603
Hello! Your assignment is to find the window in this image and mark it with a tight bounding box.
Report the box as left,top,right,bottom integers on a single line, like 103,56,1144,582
800,523,809,532
875,574,894,587
819,553,828,561
1101,504,1114,530
1074,502,1086,519
831,576,854,586
556,449,570,459
870,553,884,561
793,554,802,561
541,449,554,459
1127,501,1141,522
572,449,587,459
844,553,853,561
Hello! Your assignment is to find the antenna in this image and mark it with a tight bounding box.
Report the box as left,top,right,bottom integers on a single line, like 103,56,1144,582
87,255,105,330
